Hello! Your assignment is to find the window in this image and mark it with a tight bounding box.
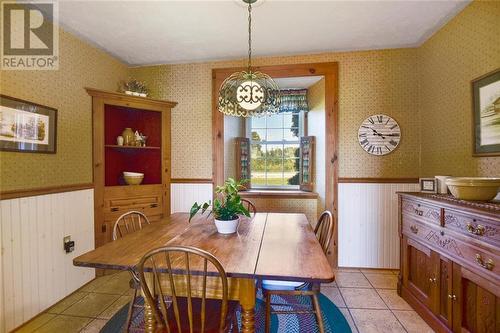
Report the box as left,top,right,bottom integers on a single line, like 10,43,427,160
247,112,304,188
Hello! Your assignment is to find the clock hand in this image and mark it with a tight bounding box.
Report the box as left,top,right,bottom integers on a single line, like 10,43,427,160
371,128,385,139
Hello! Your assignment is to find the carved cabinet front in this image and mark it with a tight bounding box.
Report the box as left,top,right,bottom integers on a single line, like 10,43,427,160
398,193,499,333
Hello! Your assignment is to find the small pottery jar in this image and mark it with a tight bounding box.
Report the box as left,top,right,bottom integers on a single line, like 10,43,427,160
122,128,135,146
116,136,124,146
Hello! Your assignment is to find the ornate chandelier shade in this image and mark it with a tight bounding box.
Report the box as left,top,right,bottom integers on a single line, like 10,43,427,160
219,71,281,117
218,0,281,117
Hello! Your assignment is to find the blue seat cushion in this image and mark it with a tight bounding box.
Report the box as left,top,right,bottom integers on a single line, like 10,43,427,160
262,279,306,291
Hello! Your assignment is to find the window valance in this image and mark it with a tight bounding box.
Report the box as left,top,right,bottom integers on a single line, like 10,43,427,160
279,89,309,113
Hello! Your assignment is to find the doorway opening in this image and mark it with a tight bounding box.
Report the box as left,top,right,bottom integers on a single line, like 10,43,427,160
212,62,339,266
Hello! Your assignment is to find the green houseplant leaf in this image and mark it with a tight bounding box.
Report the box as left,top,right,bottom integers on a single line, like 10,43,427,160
188,178,250,222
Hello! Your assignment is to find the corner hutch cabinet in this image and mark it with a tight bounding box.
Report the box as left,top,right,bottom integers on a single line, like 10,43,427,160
398,193,499,333
87,88,177,247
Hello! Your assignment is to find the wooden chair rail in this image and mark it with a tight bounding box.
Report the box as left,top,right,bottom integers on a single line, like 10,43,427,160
0,183,94,200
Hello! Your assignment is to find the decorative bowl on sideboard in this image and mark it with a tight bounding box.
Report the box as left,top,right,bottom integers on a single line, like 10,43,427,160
445,177,500,201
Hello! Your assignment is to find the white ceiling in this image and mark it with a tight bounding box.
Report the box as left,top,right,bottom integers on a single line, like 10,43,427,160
52,0,470,66
275,76,323,89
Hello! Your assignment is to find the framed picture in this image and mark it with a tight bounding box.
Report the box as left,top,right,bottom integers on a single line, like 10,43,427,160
472,68,500,156
0,95,57,153
419,178,437,193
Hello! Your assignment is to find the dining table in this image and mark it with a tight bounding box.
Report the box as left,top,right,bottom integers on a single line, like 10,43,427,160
73,212,335,333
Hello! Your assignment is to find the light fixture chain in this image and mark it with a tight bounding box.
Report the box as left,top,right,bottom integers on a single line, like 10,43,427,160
217,0,281,117
247,3,252,70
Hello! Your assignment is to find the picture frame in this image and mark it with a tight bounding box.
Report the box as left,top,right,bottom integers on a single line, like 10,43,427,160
0,95,57,153
419,178,437,193
472,68,500,156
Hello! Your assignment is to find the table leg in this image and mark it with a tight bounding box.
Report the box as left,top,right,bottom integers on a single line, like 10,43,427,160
239,278,256,333
143,272,157,333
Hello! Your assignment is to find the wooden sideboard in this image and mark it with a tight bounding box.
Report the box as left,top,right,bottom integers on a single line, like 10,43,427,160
398,193,499,333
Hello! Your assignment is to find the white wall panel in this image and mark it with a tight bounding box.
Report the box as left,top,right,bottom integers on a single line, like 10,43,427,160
171,183,213,213
0,189,95,333
338,183,419,269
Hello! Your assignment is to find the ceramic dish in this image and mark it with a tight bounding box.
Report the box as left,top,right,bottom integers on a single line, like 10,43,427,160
123,171,144,177
445,177,500,201
123,172,144,185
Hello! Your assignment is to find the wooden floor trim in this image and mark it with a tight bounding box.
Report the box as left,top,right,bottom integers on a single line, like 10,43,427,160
0,183,94,200
339,177,419,184
170,178,213,184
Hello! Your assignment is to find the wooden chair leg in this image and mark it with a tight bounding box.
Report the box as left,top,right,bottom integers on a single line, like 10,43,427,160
311,293,325,333
265,291,272,333
125,287,138,332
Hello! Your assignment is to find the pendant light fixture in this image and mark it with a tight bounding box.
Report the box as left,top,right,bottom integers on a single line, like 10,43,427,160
218,0,281,117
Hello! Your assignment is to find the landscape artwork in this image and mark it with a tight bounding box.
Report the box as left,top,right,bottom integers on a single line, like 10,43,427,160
0,95,57,153
472,69,500,156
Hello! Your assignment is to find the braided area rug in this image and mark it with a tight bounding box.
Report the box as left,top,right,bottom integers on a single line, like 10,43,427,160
101,289,351,333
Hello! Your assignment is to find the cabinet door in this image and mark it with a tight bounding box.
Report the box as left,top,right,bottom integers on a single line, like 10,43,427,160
430,253,453,328
452,263,500,333
402,236,434,307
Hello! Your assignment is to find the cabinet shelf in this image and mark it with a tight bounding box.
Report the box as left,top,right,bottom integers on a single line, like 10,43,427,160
88,87,176,248
105,145,160,150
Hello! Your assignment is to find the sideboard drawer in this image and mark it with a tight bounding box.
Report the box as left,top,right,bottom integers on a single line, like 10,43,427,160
402,199,441,225
402,216,500,281
444,209,500,246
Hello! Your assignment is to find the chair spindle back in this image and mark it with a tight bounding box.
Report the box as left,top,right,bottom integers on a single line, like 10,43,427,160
137,246,230,333
112,211,150,240
241,198,257,217
314,211,334,255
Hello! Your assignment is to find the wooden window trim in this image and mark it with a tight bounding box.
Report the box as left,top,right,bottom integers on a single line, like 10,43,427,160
239,189,318,199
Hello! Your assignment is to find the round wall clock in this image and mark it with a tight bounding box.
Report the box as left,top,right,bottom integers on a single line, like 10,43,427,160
358,114,401,156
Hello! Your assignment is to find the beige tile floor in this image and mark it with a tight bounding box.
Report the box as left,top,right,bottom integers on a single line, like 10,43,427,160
14,268,435,333
322,268,435,333
13,271,133,333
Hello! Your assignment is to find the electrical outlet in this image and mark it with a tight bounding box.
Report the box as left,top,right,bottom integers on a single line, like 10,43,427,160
63,235,75,253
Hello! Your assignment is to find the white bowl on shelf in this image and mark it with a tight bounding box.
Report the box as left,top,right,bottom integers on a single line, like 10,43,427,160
123,172,144,185
123,171,144,177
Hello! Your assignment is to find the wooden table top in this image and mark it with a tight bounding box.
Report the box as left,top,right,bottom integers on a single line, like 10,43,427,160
74,212,334,282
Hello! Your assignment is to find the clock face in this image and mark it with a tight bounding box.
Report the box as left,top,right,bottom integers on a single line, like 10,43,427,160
358,114,401,156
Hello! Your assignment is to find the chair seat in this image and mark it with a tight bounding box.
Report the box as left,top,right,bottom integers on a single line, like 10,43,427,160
262,279,306,291
164,297,239,333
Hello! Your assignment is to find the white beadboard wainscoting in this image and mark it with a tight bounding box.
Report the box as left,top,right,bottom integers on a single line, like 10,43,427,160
0,189,95,333
171,183,213,213
338,183,419,269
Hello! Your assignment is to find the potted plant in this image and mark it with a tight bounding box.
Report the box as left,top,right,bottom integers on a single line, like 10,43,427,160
189,178,250,234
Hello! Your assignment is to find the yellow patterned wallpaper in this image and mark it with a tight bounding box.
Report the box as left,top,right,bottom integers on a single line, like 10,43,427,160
3,0,496,194
132,48,420,179
0,28,128,191
419,1,500,177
